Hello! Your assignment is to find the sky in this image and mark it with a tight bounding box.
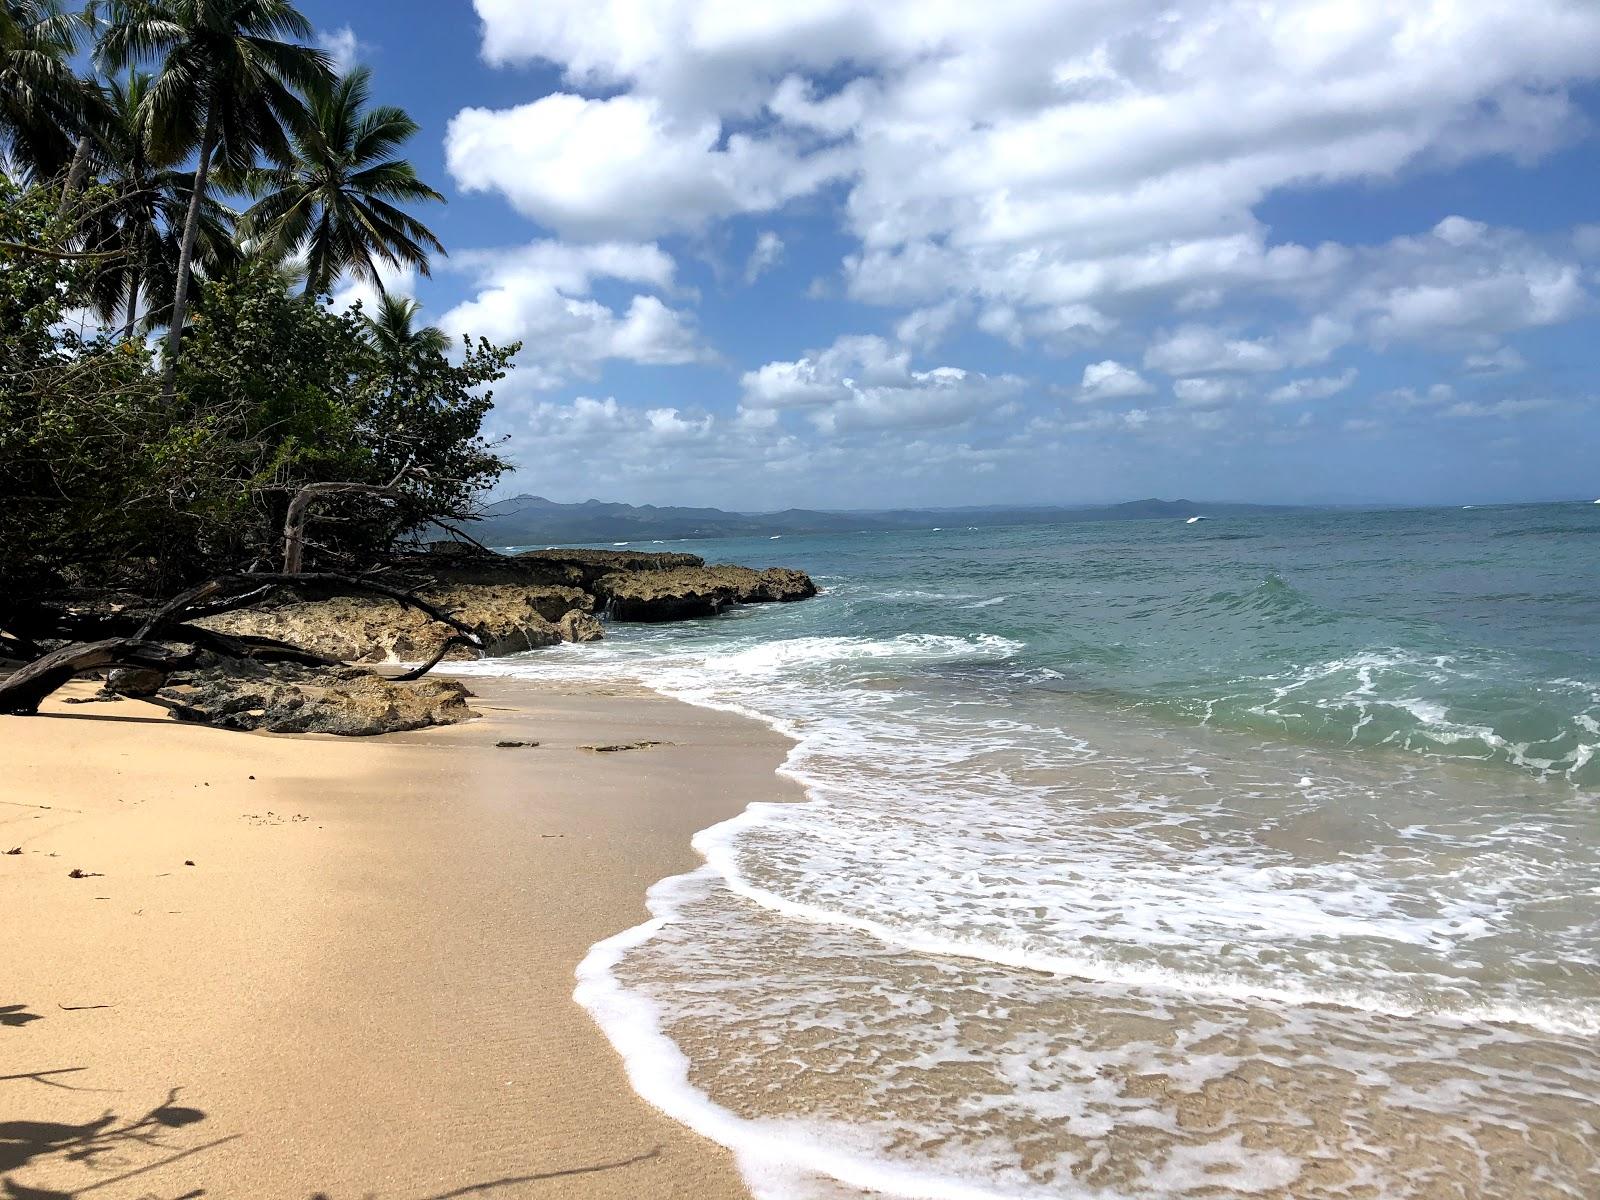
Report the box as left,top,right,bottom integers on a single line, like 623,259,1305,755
292,0,1600,510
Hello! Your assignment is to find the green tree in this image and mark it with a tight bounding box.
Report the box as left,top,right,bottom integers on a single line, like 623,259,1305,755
366,292,449,371
0,0,93,181
174,269,515,571
0,179,222,593
78,69,239,335
94,0,332,396
244,66,444,298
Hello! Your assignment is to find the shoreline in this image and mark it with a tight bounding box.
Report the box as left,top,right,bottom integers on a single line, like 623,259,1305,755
2,674,794,1199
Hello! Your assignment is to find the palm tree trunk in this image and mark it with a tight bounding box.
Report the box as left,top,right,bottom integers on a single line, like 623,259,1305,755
56,136,91,217
161,107,218,400
123,266,141,341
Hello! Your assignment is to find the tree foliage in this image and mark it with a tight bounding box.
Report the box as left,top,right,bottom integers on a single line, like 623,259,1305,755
0,179,516,593
1,4,510,602
244,66,445,297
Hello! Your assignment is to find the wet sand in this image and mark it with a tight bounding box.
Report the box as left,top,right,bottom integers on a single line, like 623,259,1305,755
2,675,793,1199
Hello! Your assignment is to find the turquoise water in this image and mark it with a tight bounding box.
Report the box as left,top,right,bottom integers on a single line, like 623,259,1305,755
477,502,1600,1199
663,503,1600,786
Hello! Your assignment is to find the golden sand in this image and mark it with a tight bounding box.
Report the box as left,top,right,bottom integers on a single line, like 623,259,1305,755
2,676,794,1198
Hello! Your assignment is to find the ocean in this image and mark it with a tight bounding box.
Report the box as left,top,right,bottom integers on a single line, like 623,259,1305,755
468,502,1600,1198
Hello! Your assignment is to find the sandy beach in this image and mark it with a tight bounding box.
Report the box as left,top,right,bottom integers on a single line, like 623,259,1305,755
3,675,791,1199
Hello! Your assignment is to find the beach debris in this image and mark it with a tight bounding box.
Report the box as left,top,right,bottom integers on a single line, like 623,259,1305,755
67,868,103,878
580,740,669,753
4,846,20,855
496,739,541,748
184,860,195,866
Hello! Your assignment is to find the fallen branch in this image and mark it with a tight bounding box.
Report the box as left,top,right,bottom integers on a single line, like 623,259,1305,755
0,639,197,716
0,569,482,715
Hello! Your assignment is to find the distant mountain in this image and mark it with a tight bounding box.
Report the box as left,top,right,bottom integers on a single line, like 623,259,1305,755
464,495,1302,547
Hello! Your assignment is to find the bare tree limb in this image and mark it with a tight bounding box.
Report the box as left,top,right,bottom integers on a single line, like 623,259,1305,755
0,640,197,716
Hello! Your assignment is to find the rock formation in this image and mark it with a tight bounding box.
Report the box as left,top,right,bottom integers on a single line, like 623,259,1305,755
593,565,818,621
155,662,477,736
198,549,818,659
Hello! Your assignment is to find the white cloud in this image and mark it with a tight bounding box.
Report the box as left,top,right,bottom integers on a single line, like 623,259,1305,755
440,240,706,387
1144,326,1287,375
1377,383,1457,410
1266,368,1358,404
463,2,1600,320
1348,221,1587,344
895,298,968,351
1464,346,1527,374
741,334,1024,431
329,261,416,315
745,230,786,283
1172,377,1244,408
317,26,361,74
446,93,844,239
1079,359,1154,402
1440,397,1555,419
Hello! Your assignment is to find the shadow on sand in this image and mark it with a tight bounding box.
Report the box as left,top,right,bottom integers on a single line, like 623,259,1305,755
307,1147,665,1199
0,1086,230,1200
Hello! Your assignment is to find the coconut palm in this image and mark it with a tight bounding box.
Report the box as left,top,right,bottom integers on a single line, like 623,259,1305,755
366,292,449,371
94,0,332,394
243,66,444,299
77,70,240,335
0,0,93,181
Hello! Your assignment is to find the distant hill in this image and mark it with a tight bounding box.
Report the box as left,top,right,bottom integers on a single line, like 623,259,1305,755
465,495,1301,547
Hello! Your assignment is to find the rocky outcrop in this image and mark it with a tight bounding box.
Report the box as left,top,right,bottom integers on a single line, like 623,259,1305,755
196,583,596,664
594,565,819,622
510,548,704,590
190,549,815,672
558,610,605,643
157,662,477,736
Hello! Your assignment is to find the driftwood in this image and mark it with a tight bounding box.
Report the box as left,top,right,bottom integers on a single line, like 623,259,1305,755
0,569,485,716
0,639,197,716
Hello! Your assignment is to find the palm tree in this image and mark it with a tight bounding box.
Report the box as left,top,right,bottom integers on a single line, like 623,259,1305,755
0,0,93,182
244,66,444,299
366,292,449,371
79,69,239,335
94,0,332,395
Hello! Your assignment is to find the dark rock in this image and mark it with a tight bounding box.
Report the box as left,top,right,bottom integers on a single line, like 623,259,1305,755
495,740,540,748
594,565,818,621
106,666,166,697
157,661,477,736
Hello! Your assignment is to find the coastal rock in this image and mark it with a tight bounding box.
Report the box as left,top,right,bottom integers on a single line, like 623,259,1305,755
557,610,605,643
106,666,166,697
511,548,704,590
594,565,819,622
157,662,477,736
196,583,591,663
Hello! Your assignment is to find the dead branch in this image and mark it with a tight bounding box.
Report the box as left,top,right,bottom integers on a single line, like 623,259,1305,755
281,462,415,574
0,639,197,716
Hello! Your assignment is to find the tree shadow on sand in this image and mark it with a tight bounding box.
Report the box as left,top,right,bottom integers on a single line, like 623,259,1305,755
0,1087,233,1200
308,1146,664,1199
0,1007,44,1030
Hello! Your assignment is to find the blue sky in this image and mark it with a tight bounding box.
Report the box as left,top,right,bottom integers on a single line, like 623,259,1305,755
296,1,1600,510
